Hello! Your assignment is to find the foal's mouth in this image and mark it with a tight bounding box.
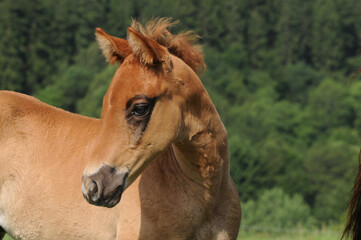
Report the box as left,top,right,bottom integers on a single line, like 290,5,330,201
83,183,125,208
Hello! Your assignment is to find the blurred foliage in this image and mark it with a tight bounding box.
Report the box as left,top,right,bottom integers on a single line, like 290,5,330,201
242,187,315,228
0,0,360,226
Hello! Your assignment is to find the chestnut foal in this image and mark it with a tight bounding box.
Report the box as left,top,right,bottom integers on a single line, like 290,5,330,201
0,19,241,240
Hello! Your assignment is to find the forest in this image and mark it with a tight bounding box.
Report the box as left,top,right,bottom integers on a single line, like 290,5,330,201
0,0,361,237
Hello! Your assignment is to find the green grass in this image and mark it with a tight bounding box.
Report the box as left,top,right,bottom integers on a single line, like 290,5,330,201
238,225,342,240
3,235,12,240
238,231,339,240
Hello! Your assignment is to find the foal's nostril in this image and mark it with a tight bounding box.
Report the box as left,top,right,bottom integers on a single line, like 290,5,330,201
88,180,98,195
82,175,101,203
88,179,101,203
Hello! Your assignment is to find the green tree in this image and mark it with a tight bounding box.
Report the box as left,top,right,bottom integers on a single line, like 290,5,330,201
35,43,106,112
304,132,359,222
276,0,312,65
276,62,324,105
0,0,40,93
77,65,116,117
307,79,356,131
312,0,343,70
242,188,315,228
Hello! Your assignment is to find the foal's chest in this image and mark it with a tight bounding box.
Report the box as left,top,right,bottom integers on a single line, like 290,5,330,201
137,174,212,239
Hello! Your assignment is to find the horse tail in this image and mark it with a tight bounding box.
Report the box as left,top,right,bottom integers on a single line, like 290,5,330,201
0,226,6,239
342,149,361,240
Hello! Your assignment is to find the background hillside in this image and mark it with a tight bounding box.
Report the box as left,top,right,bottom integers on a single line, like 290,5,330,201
1,0,361,236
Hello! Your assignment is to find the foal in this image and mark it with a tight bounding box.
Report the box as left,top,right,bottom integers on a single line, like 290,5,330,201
0,19,241,240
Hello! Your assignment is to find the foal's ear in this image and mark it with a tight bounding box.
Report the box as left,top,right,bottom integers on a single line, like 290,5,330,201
95,28,132,64
127,27,173,72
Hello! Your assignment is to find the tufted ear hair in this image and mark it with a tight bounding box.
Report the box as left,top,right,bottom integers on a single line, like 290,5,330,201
127,27,173,72
95,28,132,64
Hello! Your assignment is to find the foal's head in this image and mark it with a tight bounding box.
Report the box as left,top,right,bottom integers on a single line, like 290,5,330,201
81,19,205,207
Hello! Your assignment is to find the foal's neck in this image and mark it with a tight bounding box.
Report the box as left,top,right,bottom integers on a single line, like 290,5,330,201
172,87,229,203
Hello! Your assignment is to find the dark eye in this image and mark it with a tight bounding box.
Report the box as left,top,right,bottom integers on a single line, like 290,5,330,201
132,103,150,117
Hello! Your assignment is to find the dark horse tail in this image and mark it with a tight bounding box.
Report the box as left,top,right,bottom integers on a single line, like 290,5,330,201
0,226,5,239
343,150,361,240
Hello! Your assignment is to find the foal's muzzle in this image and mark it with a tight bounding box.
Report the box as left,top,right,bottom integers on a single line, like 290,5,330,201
81,164,129,208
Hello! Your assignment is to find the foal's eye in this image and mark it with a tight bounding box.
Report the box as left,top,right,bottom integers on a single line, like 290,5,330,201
132,103,150,117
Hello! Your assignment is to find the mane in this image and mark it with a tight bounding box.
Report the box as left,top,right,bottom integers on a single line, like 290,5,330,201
343,149,361,240
131,18,206,74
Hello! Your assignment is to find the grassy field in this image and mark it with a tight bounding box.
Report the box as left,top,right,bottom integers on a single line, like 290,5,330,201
238,225,343,240
238,231,340,240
